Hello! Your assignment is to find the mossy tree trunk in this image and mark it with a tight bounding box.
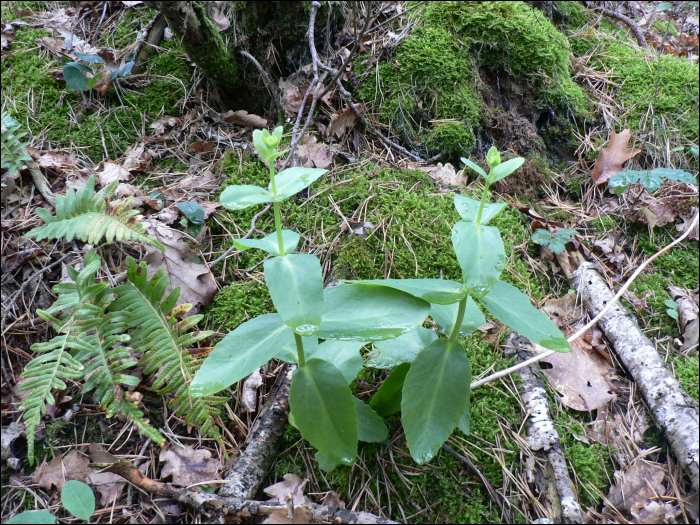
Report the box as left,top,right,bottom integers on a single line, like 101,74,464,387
144,1,247,109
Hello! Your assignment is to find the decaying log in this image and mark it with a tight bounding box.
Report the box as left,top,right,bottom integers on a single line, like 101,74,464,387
219,365,294,499
92,458,397,524
573,262,700,495
505,334,583,524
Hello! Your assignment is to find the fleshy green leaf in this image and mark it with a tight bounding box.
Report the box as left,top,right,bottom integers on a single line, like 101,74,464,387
220,184,274,210
190,314,291,396
365,327,437,369
530,228,578,255
177,201,205,236
355,398,388,442
370,362,410,417
315,451,341,472
458,394,471,435
275,335,318,364
452,221,505,298
430,297,485,337
264,254,324,335
488,157,524,183
318,284,430,341
233,230,300,256
461,157,487,178
73,52,104,63
270,167,327,201
401,339,471,464
290,359,357,465
608,168,697,194
6,511,56,524
453,194,507,225
348,278,466,305
63,63,88,91
307,340,364,383
61,480,95,521
479,280,570,351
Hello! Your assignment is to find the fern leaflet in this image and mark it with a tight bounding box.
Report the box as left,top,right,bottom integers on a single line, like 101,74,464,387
26,176,165,250
1,112,32,178
110,257,227,445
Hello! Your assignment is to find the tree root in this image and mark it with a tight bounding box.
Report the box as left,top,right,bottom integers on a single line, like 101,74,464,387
586,4,648,49
505,333,583,524
573,262,699,496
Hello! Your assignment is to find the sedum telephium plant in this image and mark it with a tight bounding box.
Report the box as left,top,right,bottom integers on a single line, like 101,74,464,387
191,131,570,470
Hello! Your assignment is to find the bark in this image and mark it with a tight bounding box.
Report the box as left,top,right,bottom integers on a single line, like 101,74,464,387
573,262,700,495
143,1,247,109
505,334,583,524
218,365,294,499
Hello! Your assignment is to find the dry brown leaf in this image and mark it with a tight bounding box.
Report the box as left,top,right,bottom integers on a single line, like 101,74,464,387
591,129,642,185
534,327,617,411
200,200,221,218
224,109,268,129
241,368,263,413
87,444,126,506
676,207,699,241
669,286,699,354
638,193,677,230
159,444,220,488
33,449,91,491
296,135,332,169
264,508,311,524
321,490,346,509
264,473,308,506
542,293,580,323
209,1,230,32
419,163,465,186
326,106,363,139
25,146,77,172
96,161,132,186
90,70,112,96
122,143,154,173
606,460,666,514
150,116,181,135
142,219,218,313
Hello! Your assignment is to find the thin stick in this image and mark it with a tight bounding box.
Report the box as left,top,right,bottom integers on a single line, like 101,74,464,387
209,203,273,268
470,211,699,390
587,5,648,48
240,51,284,118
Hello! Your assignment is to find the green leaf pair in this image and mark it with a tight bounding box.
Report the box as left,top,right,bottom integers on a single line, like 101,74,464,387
608,168,697,194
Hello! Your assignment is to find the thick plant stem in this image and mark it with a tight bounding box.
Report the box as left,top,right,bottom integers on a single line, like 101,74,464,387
447,297,468,347
294,333,306,367
474,180,491,225
268,164,285,256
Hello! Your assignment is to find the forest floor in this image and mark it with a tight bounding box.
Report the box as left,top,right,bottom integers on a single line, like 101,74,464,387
1,1,699,524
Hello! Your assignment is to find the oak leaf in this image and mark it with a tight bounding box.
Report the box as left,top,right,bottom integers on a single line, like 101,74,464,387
591,129,642,185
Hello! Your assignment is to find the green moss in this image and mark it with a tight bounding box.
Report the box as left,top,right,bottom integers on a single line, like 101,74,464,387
421,121,476,159
674,356,699,400
208,281,273,332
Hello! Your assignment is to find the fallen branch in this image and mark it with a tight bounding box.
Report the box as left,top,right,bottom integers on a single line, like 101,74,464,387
504,334,583,524
586,4,648,49
92,457,397,524
572,262,699,494
218,365,294,499
25,155,55,206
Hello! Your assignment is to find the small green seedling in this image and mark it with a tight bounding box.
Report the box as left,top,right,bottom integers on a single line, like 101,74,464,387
608,167,696,194
7,480,95,524
191,136,570,469
177,201,206,237
531,228,578,255
664,298,679,320
62,52,134,92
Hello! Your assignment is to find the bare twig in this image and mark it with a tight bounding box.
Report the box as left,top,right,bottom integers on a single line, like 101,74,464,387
240,51,284,118
1,253,72,334
25,155,55,206
209,203,273,268
471,211,699,390
586,4,648,48
92,458,398,524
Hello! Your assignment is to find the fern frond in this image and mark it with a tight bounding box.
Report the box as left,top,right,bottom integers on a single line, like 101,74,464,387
20,251,164,464
1,112,32,177
110,257,227,440
110,257,224,444
26,176,165,250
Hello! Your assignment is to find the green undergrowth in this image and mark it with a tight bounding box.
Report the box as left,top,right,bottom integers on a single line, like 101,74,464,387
1,11,191,163
569,27,699,169
354,1,586,162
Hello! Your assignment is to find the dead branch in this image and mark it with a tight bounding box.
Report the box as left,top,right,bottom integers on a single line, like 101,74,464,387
92,457,397,524
25,155,55,206
504,334,583,524
573,262,699,495
218,365,294,500
586,4,648,49
240,51,284,119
